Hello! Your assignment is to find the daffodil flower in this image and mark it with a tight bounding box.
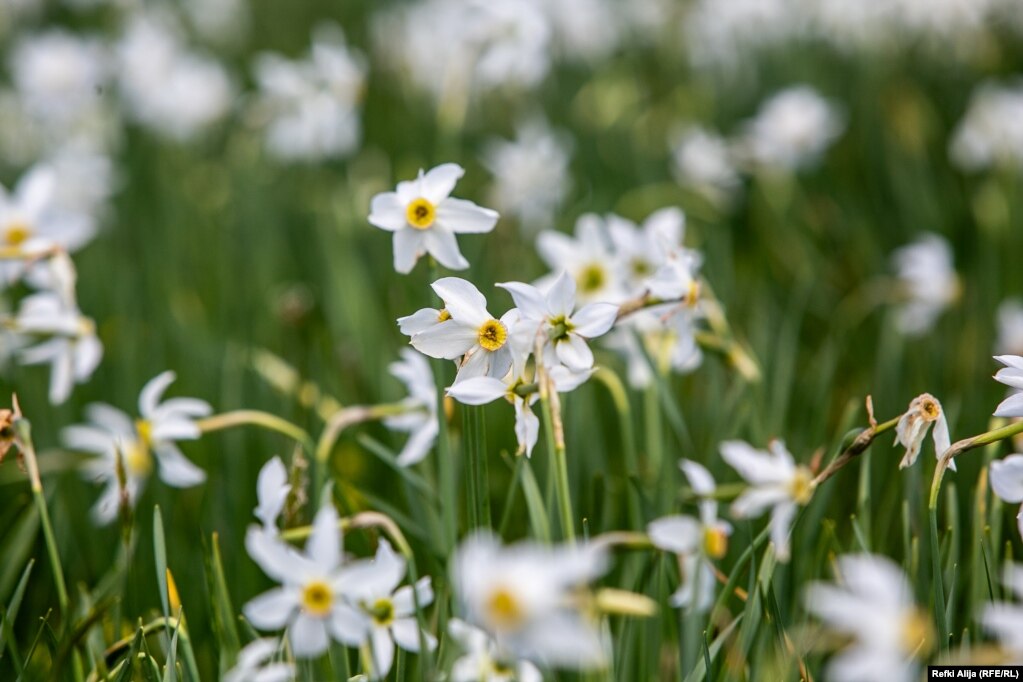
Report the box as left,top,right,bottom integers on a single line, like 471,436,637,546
255,456,291,533
448,618,542,682
993,355,1023,418
895,393,953,471
243,505,369,658
982,564,1023,662
498,271,618,373
605,208,692,298
535,214,625,304
647,459,732,611
62,371,210,524
720,439,814,562
804,554,931,682
331,540,436,679
383,349,438,467
405,278,515,382
369,163,498,274
990,454,1023,542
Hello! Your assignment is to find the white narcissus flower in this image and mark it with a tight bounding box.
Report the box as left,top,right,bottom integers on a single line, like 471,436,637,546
804,554,931,682
383,349,438,467
255,456,291,532
453,532,609,670
332,540,436,679
448,618,542,682
894,393,954,472
605,208,694,298
536,214,625,304
369,164,499,274
949,81,1023,173
982,564,1023,662
647,460,732,612
602,313,702,389
720,439,815,562
224,638,295,682
996,301,1023,356
993,355,1023,419
740,85,845,172
499,271,618,373
990,455,1023,542
62,371,210,524
891,233,959,336
404,278,515,382
243,505,369,658
671,126,741,203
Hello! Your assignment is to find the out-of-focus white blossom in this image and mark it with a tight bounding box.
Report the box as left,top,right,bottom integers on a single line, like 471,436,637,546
448,618,543,682
383,349,439,467
996,300,1023,356
990,455,1023,543
740,86,845,172
982,564,1023,662
891,233,959,336
671,126,741,203
950,82,1023,172
251,25,365,162
536,215,625,304
224,638,295,682
254,456,291,533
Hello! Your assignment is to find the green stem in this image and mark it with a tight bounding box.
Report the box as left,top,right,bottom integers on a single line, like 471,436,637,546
197,410,314,452
540,383,574,543
593,369,642,529
464,405,491,529
431,357,457,550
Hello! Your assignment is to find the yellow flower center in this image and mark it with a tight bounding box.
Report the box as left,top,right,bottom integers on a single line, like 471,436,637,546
135,419,153,448
406,198,436,230
301,580,333,617
577,263,606,294
486,586,524,630
368,597,395,626
703,526,728,559
3,221,32,246
921,399,940,421
630,258,652,277
899,608,933,656
685,279,701,307
437,308,452,322
477,319,508,352
124,440,153,477
789,466,815,505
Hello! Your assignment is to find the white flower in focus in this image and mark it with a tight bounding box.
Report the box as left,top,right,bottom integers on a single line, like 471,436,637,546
990,455,1023,543
243,505,369,657
982,564,1023,662
720,439,814,562
536,214,625,304
671,126,741,202
891,233,958,336
116,11,233,141
647,460,732,612
894,393,953,471
996,300,1023,356
482,120,571,232
251,24,365,162
804,554,931,682
499,271,619,373
950,81,1023,172
224,638,295,682
453,532,609,669
448,618,542,682
741,86,845,171
62,371,209,523
255,456,291,532
384,349,439,467
994,355,1023,418
369,164,499,274
404,278,515,382
333,540,436,679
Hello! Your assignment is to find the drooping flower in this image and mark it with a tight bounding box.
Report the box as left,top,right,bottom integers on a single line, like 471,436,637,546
62,371,209,524
330,540,436,679
993,355,1023,419
383,349,438,467
720,439,814,561
535,214,625,304
403,278,514,381
452,532,609,669
804,554,932,682
894,393,954,471
224,638,295,682
369,164,499,274
647,459,732,611
891,233,959,336
990,454,1023,542
448,618,543,682
498,271,618,373
982,564,1023,662
243,505,369,658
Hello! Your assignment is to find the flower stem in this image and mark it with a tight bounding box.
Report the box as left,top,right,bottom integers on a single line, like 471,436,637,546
463,405,491,529
540,376,574,543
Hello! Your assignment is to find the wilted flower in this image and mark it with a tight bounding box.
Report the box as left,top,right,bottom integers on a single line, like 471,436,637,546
0,408,15,465
982,564,1023,662
251,24,365,162
224,638,295,682
453,532,608,669
720,439,814,561
804,554,932,682
448,618,542,682
383,349,438,467
891,233,959,336
990,455,1023,542
369,164,499,274
993,355,1023,418
895,393,953,471
740,85,845,172
536,215,624,304
499,271,618,373
403,278,515,382
647,460,732,611
62,371,209,523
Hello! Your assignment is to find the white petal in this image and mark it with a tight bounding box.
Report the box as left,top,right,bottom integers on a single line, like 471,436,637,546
995,392,1023,418
327,603,369,646
647,515,701,555
420,163,464,203
431,278,489,326
770,502,796,562
436,198,499,234
571,303,618,338
151,419,201,442
679,459,715,496
423,228,469,271
256,456,291,529
934,412,954,472
307,505,341,571
446,377,507,405
514,400,540,457
720,440,787,485
392,576,434,616
85,403,135,436
391,618,436,653
555,334,594,372
410,323,477,360
497,281,549,321
730,487,788,518
396,420,438,468
536,231,577,270
392,229,424,275
545,271,577,317
397,308,442,336
244,587,297,630
154,444,206,487
369,192,408,232
370,626,395,678
990,455,1023,504
289,614,329,658
139,371,176,418
246,526,317,583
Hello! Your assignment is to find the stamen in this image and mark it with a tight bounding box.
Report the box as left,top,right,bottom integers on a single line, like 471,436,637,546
406,198,436,230
477,319,508,351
